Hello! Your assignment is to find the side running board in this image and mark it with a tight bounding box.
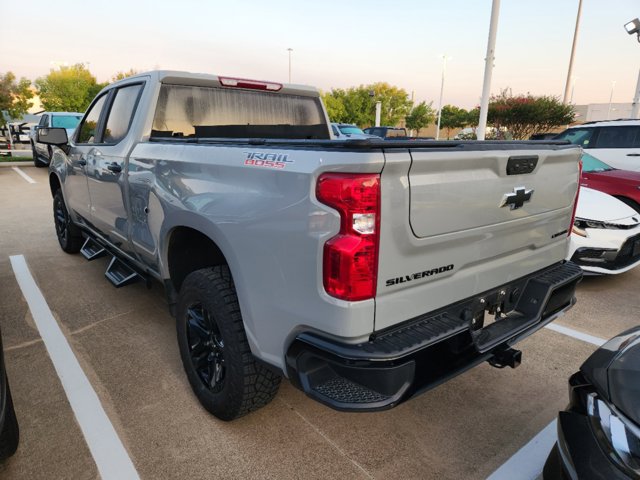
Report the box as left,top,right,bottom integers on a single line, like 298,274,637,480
105,257,140,288
80,237,107,261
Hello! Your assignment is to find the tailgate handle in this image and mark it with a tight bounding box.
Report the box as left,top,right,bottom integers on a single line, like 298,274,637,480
506,155,538,175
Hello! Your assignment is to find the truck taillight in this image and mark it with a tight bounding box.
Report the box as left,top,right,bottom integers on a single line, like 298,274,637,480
568,159,583,236
316,173,381,301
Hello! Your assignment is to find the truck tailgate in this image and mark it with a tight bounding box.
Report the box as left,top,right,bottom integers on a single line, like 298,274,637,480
375,145,581,331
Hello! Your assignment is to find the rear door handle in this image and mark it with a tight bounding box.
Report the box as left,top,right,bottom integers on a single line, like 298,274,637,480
627,153,640,156
107,163,122,173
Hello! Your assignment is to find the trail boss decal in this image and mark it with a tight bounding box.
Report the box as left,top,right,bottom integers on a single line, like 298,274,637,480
244,151,293,169
386,264,454,287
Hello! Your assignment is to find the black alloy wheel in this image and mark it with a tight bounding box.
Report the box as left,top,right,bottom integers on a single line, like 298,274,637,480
52,190,82,253
186,304,225,392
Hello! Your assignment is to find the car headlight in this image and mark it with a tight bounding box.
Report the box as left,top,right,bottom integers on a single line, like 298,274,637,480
587,392,640,476
574,218,606,230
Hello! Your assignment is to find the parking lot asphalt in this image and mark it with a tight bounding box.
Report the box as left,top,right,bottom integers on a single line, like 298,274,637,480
0,165,637,480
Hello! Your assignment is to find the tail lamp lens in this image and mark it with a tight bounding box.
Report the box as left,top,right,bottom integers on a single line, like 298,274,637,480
316,173,381,301
568,159,582,236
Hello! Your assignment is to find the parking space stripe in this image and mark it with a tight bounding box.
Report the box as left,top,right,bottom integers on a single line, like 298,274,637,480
486,420,557,480
11,167,36,184
545,323,607,347
9,255,140,480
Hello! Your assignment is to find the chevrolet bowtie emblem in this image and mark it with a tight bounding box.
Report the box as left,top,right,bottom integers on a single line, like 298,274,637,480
500,187,534,210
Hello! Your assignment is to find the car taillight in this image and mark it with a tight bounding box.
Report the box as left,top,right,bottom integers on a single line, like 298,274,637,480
219,76,282,91
316,173,381,301
568,159,583,236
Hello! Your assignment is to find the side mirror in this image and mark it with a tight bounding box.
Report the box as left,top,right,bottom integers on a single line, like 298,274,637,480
37,127,68,145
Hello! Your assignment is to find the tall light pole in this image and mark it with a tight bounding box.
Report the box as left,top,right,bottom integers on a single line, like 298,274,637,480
607,80,617,120
477,0,501,141
435,55,449,141
624,18,640,118
563,0,583,104
569,76,578,104
287,48,293,83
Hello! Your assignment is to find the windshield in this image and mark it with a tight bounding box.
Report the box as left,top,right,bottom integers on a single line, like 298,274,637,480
51,116,82,129
338,125,365,135
582,153,614,173
554,128,593,147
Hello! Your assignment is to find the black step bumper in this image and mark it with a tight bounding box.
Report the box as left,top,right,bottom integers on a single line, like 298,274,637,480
286,261,582,412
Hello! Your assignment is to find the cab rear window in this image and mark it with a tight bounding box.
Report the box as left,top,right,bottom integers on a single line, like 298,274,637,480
151,84,329,140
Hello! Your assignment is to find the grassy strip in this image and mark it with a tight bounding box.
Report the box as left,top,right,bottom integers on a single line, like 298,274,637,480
0,156,32,162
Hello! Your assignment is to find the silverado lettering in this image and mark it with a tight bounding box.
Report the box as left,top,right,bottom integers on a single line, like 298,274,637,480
386,264,455,286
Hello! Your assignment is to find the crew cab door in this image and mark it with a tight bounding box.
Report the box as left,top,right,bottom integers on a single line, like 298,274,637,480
34,114,49,158
65,95,110,226
84,83,143,251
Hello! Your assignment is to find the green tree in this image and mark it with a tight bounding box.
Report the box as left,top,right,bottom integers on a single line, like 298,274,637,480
487,89,574,140
35,64,107,113
112,69,139,82
439,105,471,139
405,101,435,134
322,83,413,128
0,72,34,127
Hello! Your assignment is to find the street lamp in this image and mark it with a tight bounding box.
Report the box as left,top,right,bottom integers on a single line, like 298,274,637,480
287,48,293,83
625,18,640,118
562,0,583,104
435,55,451,140
607,80,617,120
625,18,640,42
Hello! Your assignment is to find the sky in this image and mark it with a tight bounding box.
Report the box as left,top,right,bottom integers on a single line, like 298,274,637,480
1,0,639,109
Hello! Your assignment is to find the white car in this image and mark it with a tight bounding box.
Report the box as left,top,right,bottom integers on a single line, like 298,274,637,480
555,119,640,171
568,187,640,274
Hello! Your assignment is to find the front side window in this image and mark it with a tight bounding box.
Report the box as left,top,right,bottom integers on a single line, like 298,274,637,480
595,126,640,149
76,95,107,144
554,128,595,148
39,115,48,127
152,84,329,140
103,84,143,144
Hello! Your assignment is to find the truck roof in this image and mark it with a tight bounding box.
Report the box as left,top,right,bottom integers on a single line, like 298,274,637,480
110,70,320,98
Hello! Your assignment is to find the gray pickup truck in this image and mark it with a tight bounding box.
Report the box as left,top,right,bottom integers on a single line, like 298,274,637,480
38,71,583,420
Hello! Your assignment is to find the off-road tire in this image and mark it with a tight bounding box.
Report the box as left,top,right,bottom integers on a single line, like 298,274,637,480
53,190,83,253
176,266,281,421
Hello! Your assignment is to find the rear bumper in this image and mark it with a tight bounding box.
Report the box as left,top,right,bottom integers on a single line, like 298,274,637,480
286,261,582,412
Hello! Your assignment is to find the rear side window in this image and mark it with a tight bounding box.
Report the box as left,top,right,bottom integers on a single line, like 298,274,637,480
554,128,595,148
151,84,329,139
594,126,640,148
76,95,108,144
103,84,143,144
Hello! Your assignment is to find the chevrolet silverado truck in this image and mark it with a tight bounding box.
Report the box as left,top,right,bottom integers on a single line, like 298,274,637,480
38,71,583,420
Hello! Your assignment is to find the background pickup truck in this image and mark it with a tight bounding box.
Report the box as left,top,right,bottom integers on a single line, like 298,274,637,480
30,111,83,167
38,71,583,420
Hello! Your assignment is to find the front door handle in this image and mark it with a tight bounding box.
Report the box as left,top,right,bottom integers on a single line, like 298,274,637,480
107,163,122,173
627,153,640,157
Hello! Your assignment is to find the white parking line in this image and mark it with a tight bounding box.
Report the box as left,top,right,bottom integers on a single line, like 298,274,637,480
486,420,557,480
11,166,36,184
544,323,607,347
9,255,140,480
